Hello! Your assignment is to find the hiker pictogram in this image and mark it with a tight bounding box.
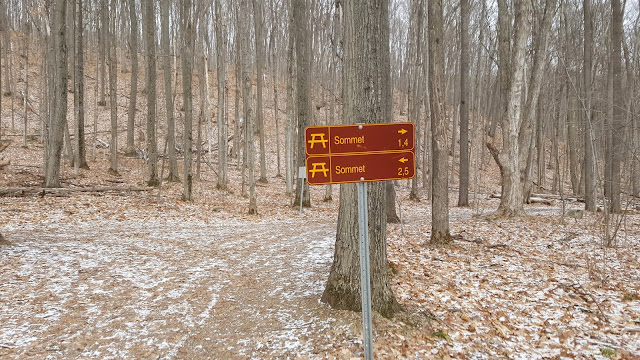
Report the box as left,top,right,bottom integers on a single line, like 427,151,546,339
309,162,329,178
307,133,328,149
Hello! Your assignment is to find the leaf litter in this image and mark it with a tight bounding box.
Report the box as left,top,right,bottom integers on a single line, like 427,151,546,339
0,89,639,358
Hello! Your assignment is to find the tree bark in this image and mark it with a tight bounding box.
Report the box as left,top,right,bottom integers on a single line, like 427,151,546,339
143,0,159,186
269,0,281,178
253,0,268,184
215,0,228,189
182,0,195,201
490,0,531,217
45,0,68,188
582,0,597,212
458,0,470,207
108,0,118,175
610,0,624,213
125,0,137,156
75,0,88,169
161,0,179,182
292,0,311,208
98,0,106,106
386,181,400,223
519,0,556,201
239,0,257,214
284,0,295,195
321,0,401,319
428,0,451,243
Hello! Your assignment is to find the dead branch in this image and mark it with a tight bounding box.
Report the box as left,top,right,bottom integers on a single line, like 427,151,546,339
485,243,509,249
0,186,155,197
556,283,609,323
0,141,10,153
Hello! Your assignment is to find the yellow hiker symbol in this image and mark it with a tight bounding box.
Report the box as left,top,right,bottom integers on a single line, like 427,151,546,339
308,133,328,149
309,163,329,178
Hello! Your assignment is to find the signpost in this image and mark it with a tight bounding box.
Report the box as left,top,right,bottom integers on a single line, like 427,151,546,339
305,122,415,360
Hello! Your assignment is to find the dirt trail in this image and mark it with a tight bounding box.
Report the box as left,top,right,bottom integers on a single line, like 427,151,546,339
0,212,339,359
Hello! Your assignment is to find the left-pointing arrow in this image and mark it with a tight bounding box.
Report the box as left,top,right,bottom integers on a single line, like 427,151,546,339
398,157,408,163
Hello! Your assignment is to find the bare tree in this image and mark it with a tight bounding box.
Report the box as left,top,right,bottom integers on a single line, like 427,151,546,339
108,0,118,175
519,0,557,201
292,0,311,208
45,0,68,188
321,0,401,319
609,0,624,213
125,0,138,156
74,0,88,169
458,0,470,207
253,0,268,183
161,0,179,182
407,0,423,201
487,0,531,217
240,0,257,214
182,0,195,201
98,0,107,106
214,0,228,189
428,0,451,244
143,0,159,186
583,0,596,211
284,0,295,195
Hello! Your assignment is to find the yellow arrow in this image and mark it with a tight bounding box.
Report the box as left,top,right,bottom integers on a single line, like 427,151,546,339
398,157,408,163
398,129,408,135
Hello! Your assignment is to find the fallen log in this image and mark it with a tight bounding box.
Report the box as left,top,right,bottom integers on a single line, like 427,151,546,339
0,186,154,197
488,193,572,205
0,159,10,169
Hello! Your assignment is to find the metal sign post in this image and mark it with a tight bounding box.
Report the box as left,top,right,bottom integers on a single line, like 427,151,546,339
357,180,373,360
298,167,306,214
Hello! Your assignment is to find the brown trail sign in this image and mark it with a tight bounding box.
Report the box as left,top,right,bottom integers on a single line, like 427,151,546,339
304,122,415,185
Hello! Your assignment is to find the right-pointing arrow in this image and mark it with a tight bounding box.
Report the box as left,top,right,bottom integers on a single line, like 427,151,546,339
398,157,408,163
397,129,408,135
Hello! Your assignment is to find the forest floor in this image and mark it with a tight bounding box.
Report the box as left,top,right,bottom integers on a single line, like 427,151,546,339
0,57,639,358
1,139,640,359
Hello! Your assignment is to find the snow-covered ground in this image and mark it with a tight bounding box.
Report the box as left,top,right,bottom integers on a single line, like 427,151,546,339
1,191,639,359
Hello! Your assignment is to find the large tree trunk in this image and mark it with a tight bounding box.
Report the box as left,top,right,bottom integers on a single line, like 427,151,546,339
215,0,228,189
292,0,311,207
143,0,158,186
428,0,451,244
45,0,68,188
182,0,194,201
458,0,470,207
489,0,531,217
321,0,401,319
125,0,137,156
